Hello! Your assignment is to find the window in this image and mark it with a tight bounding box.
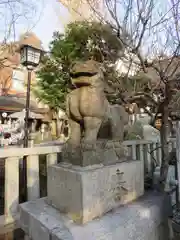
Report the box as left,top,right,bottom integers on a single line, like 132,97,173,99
12,69,24,92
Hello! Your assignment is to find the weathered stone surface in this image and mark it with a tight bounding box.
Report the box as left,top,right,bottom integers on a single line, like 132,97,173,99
61,140,130,166
66,60,129,147
19,193,169,240
47,160,144,224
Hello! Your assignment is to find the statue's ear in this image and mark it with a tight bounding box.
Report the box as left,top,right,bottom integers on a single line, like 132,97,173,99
70,62,73,70
70,61,77,68
99,64,106,73
70,61,79,74
103,82,114,94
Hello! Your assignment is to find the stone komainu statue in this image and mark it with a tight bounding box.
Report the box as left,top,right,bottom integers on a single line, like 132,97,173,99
66,60,129,146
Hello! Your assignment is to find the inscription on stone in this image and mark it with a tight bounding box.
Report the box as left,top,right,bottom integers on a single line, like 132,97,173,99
113,169,129,202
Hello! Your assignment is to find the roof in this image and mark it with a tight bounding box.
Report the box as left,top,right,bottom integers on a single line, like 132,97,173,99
18,32,43,50
144,56,180,86
0,95,48,114
0,32,43,66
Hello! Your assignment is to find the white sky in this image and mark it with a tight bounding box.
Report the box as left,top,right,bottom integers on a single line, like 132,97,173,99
32,0,69,50
0,0,175,56
0,0,69,50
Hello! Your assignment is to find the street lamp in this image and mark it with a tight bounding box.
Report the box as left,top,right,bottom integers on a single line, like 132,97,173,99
19,44,43,202
20,44,43,147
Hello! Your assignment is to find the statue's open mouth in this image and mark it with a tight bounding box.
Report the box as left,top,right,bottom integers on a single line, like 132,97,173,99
70,72,98,78
73,82,90,87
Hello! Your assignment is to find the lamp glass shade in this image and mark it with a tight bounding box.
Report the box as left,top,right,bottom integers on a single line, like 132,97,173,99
20,45,42,67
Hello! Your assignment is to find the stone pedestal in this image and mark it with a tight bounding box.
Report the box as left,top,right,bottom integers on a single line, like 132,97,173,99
19,193,169,240
18,139,170,240
47,159,144,224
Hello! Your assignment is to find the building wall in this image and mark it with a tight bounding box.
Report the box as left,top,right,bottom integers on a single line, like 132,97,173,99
0,33,48,109
0,57,37,95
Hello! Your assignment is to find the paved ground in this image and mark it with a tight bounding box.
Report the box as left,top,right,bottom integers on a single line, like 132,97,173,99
1,229,179,240
0,226,179,239
0,229,24,240
174,233,180,239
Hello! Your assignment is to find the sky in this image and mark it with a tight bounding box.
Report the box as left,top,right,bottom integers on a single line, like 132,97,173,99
31,0,69,50
0,0,176,56
0,0,70,50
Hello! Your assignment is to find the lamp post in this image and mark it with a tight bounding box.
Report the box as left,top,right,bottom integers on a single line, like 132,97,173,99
20,44,43,202
20,44,43,147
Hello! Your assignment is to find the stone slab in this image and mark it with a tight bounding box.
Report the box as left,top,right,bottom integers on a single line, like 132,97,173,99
61,140,130,166
47,160,144,224
19,193,170,240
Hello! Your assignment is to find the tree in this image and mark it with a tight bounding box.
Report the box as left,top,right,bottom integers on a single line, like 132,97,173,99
34,56,69,111
34,21,126,110
82,0,180,190
0,0,42,43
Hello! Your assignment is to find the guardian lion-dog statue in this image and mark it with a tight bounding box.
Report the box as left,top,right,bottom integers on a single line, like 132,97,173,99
66,60,129,146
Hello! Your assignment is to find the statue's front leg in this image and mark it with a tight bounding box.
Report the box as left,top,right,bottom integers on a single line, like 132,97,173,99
68,119,81,146
83,117,102,143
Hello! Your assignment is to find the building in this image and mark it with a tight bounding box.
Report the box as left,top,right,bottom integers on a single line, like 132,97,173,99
0,32,49,118
115,50,140,77
58,0,104,23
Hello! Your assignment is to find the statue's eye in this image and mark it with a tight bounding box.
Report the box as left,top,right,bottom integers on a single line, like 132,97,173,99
70,73,76,78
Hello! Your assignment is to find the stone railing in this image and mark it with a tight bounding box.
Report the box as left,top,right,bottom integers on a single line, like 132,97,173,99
0,138,176,233
0,145,62,233
123,138,176,175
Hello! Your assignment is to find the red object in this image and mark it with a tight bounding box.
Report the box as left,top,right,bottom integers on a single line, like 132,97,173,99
4,132,11,139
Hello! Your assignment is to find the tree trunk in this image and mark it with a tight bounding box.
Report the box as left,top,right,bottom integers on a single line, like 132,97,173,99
160,85,170,191
176,121,180,205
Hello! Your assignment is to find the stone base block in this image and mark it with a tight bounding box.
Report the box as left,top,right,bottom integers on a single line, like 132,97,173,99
61,140,130,166
47,160,144,224
19,193,170,240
